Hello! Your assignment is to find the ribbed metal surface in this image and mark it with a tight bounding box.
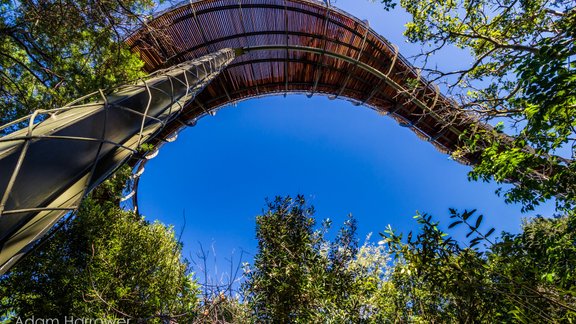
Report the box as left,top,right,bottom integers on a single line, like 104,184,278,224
126,0,477,158
0,49,236,274
0,0,487,275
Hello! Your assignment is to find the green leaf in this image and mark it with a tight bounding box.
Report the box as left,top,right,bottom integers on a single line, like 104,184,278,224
448,220,463,229
462,209,476,221
485,228,495,238
475,215,483,229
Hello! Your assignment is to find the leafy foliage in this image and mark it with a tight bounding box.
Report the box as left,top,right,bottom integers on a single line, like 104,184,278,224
3,191,575,323
0,0,154,127
392,0,576,211
244,195,376,323
244,195,321,322
244,196,576,323
381,212,497,323
382,210,576,322
0,167,200,322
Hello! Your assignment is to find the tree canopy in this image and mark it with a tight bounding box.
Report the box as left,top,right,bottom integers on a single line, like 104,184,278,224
0,0,153,127
0,167,200,322
244,196,363,323
379,0,576,212
3,194,575,322
244,196,576,323
1,0,575,322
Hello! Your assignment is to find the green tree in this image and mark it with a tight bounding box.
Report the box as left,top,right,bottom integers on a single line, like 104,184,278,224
237,197,576,322
382,212,500,323
0,167,200,322
379,0,576,211
369,0,576,319
486,214,576,322
0,0,154,127
244,195,321,322
244,195,393,323
381,210,576,322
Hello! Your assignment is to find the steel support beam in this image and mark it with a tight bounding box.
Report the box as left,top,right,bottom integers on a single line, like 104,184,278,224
0,48,236,274
241,45,459,136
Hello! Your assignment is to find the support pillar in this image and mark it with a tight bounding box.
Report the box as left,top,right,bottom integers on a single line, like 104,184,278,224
0,48,236,274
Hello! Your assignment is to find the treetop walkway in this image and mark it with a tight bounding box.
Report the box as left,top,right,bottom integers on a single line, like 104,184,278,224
0,0,488,274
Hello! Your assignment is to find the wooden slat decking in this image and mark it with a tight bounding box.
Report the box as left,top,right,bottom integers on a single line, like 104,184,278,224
126,0,477,161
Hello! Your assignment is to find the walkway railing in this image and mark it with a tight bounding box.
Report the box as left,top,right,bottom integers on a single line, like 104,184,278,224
0,48,236,274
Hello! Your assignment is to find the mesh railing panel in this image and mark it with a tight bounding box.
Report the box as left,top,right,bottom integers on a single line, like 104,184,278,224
0,48,236,274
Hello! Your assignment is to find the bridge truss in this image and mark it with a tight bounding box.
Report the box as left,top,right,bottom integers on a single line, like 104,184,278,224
0,0,487,274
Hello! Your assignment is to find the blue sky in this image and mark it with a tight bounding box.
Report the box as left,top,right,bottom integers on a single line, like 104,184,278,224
137,0,556,271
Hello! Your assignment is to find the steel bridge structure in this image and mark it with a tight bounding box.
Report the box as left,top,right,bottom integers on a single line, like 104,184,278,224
0,0,486,274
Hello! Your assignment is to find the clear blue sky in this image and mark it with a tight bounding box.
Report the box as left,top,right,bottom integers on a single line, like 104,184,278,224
137,0,555,270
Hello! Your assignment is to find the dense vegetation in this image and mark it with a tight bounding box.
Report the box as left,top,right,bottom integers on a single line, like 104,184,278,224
0,168,200,322
0,0,151,127
234,196,576,323
0,0,575,322
381,0,576,211
5,195,574,322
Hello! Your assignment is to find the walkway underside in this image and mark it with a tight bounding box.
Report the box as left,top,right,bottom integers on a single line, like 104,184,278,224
0,0,486,274
125,0,479,158
0,50,236,274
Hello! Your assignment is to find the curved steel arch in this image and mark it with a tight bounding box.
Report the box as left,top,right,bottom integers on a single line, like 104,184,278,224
0,0,487,274
125,0,475,155
0,50,237,273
